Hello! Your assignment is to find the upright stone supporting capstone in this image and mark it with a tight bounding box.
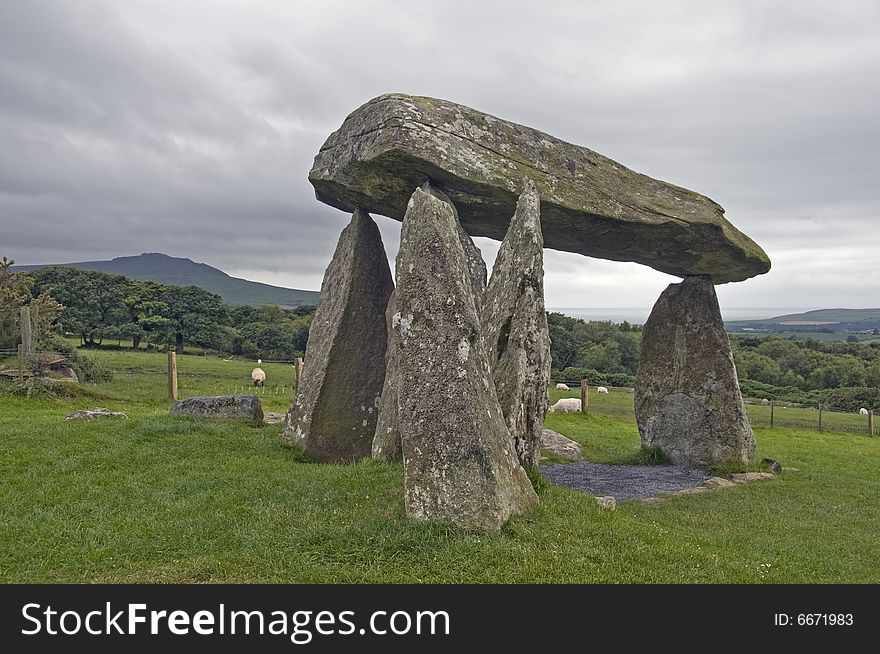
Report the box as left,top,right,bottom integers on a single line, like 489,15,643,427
372,290,401,461
373,188,487,462
634,275,756,467
483,179,551,468
395,182,537,531
455,206,488,315
283,208,394,463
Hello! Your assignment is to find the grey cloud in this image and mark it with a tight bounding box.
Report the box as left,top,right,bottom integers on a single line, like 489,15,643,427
1,0,878,310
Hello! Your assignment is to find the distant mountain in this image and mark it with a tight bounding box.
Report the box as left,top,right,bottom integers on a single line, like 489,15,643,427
14,253,320,308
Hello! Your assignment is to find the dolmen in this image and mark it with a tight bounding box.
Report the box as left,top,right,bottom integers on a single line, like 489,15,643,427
284,93,771,530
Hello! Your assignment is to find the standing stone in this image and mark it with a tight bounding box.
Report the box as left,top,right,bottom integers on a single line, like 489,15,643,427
283,208,394,463
373,189,487,462
455,209,488,315
483,179,551,468
395,182,537,531
372,291,401,461
635,276,756,467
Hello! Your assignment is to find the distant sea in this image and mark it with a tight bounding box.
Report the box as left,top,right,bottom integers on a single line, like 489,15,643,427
549,307,817,325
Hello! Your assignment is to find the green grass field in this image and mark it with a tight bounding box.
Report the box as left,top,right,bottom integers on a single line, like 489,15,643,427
1,348,878,583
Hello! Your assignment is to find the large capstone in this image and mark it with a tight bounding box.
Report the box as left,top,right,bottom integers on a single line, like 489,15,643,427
395,182,537,531
309,93,770,284
372,290,401,461
283,208,394,463
483,179,551,468
634,276,756,467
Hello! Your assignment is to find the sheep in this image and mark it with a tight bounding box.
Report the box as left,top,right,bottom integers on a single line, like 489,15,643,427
548,398,582,413
252,367,266,387
860,407,869,416
761,398,770,406
555,383,570,391
597,386,609,395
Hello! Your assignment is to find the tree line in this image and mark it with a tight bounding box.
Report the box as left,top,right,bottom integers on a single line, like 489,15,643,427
1,260,315,360
548,312,642,387
4,259,879,409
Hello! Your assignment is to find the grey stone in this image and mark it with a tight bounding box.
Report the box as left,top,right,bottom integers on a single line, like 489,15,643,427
309,93,771,283
455,205,488,314
484,179,551,467
65,407,127,421
283,209,394,463
372,291,401,461
372,188,485,464
169,395,263,424
540,429,584,462
762,458,783,474
263,412,286,425
635,276,756,467
395,182,537,531
595,496,617,510
703,476,736,489
730,472,774,484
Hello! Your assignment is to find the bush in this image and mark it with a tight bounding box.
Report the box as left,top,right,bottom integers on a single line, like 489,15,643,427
820,387,880,412
73,354,113,383
739,380,823,405
557,367,606,386
604,372,636,388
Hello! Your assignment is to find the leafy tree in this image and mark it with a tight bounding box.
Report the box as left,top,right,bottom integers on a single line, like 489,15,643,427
0,257,63,349
0,257,32,348
161,285,227,353
124,280,171,348
30,267,128,346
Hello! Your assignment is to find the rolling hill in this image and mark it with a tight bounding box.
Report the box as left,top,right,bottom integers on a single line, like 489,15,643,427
726,308,880,342
14,253,319,307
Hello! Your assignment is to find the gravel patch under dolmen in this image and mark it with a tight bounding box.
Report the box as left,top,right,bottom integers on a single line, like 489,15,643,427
540,462,711,501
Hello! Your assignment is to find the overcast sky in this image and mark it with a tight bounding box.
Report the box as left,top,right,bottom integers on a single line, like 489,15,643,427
2,0,878,313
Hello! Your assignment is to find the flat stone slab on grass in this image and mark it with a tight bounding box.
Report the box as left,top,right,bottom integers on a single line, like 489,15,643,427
263,412,286,425
65,408,128,421
170,395,263,425
540,462,711,501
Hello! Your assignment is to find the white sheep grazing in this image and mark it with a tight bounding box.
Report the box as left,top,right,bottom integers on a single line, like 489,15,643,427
597,386,609,395
761,398,770,406
548,398,582,413
252,367,266,387
555,383,570,391
860,407,869,416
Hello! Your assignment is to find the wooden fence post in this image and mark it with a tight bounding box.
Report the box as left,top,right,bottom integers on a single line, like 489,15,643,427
770,400,775,428
869,410,875,437
17,343,24,382
818,403,823,431
20,306,32,353
580,378,589,414
167,351,178,400
294,357,304,395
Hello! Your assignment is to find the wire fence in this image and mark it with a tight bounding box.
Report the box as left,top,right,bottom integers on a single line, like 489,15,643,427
550,380,876,436
0,348,73,380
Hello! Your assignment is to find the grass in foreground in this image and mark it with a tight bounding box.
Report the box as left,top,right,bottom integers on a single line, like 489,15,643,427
1,349,878,583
